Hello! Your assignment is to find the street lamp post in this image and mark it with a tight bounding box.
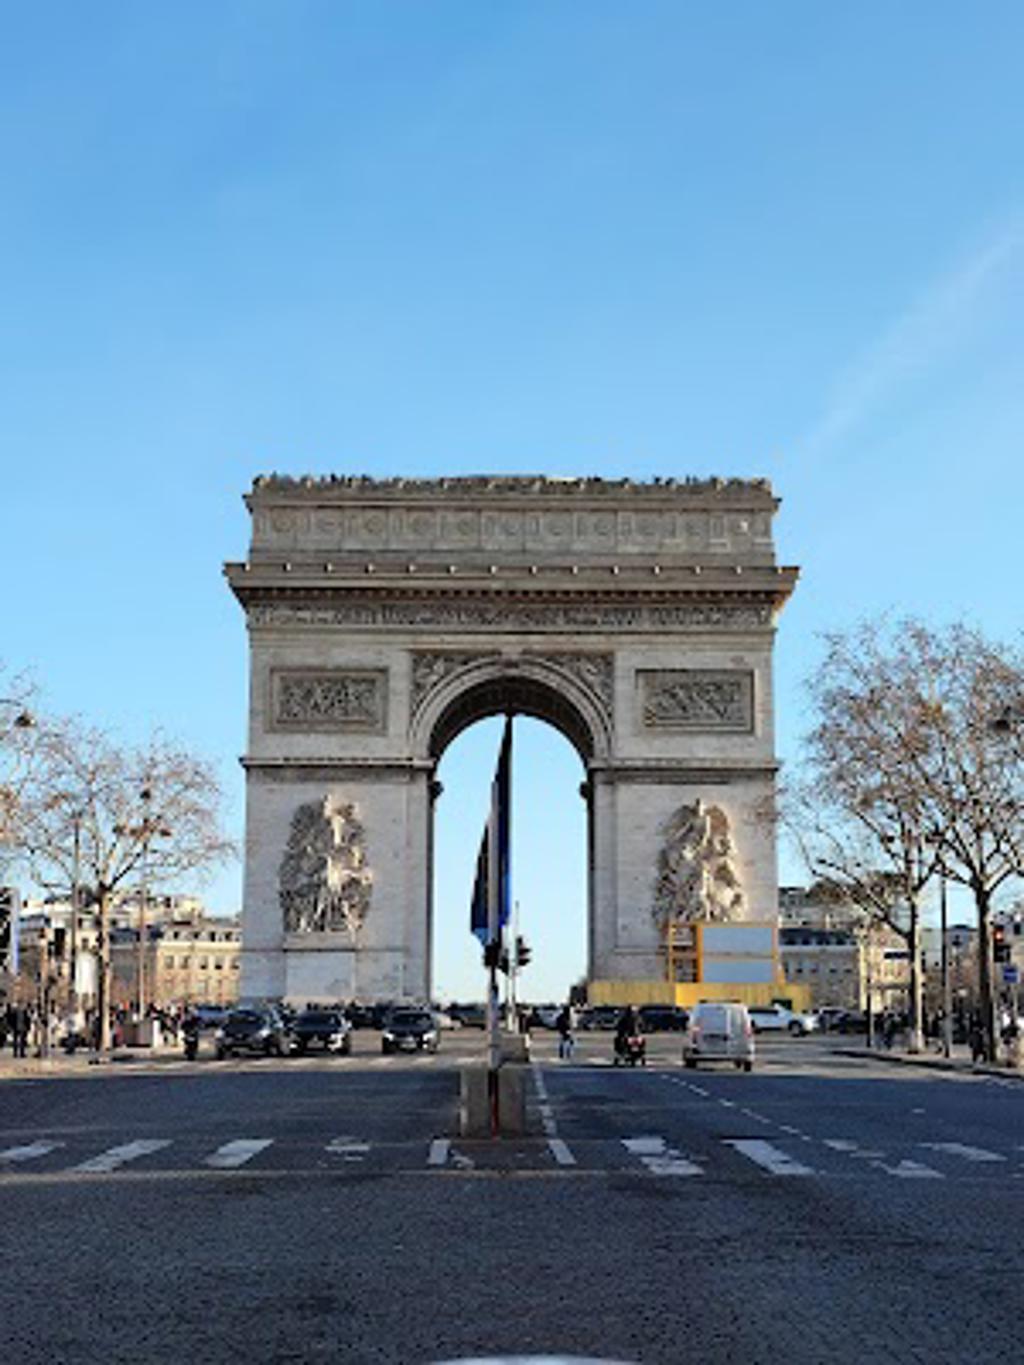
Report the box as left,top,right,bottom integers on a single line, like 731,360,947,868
137,789,150,1022
939,863,953,1059
69,812,81,1034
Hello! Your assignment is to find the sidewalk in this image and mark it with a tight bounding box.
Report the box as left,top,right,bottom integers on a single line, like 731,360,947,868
830,1039,1024,1082
0,1043,185,1081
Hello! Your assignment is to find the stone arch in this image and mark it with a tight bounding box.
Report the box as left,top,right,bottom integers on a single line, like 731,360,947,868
409,653,613,767
227,474,796,1004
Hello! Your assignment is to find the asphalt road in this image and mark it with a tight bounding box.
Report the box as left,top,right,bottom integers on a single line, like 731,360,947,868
0,1032,1021,1365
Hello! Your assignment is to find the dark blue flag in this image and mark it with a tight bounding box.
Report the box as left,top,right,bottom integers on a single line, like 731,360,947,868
470,716,512,943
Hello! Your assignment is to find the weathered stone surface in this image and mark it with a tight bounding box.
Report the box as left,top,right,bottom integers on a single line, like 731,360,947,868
226,474,797,1003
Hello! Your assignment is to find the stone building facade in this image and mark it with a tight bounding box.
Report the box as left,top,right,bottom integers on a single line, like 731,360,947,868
225,475,798,1004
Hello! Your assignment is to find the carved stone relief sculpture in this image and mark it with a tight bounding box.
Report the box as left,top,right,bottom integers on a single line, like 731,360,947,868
639,669,753,732
271,669,387,732
652,799,745,927
280,795,373,936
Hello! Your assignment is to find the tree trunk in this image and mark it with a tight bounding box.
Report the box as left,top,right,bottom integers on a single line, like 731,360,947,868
908,900,924,1054
975,886,998,1064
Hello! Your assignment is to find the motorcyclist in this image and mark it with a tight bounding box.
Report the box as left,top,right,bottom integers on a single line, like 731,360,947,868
614,1005,642,1059
182,1009,200,1060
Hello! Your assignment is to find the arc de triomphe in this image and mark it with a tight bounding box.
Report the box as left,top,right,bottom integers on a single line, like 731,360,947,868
225,475,797,1004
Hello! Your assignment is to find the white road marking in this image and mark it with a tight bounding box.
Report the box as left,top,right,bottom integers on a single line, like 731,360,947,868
0,1141,63,1163
75,1139,171,1173
718,1099,736,1109
531,1065,577,1167
688,1084,709,1097
205,1139,273,1169
919,1142,1006,1163
622,1135,701,1176
824,1139,859,1152
548,1138,576,1167
725,1139,814,1176
872,1158,943,1179
427,1138,450,1167
326,1137,371,1161
738,1108,772,1125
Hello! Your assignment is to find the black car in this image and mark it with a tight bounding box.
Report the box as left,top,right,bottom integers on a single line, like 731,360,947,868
345,1003,375,1029
214,1008,291,1059
290,1009,352,1055
381,1008,440,1054
448,1002,486,1029
638,1005,689,1033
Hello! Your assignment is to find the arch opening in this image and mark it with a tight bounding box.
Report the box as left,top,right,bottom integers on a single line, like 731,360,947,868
429,711,590,1007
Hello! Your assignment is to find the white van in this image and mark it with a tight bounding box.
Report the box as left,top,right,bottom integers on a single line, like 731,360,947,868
682,1001,755,1071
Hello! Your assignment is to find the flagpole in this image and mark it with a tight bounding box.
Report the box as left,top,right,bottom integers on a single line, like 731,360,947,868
487,789,500,1103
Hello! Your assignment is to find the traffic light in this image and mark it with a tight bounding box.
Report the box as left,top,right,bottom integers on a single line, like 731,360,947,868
515,935,532,970
993,925,1011,964
482,939,501,970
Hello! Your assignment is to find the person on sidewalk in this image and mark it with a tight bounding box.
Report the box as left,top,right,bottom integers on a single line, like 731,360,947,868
10,1003,31,1059
556,1004,575,1060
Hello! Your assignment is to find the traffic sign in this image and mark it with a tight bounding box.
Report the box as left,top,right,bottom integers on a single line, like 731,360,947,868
1002,964,1019,985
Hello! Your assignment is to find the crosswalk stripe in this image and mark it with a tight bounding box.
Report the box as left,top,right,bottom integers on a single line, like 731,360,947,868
0,1141,62,1163
326,1138,370,1161
75,1140,171,1173
622,1136,702,1176
725,1139,813,1176
871,1159,943,1179
205,1139,273,1169
427,1138,450,1166
919,1142,1006,1163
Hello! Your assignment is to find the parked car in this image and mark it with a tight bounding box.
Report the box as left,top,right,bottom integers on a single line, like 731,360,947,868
530,1004,562,1030
638,1005,689,1033
290,1008,352,1055
581,1005,622,1031
814,1006,848,1032
214,1007,291,1059
683,1001,754,1071
193,1005,229,1031
747,1003,817,1036
448,1003,486,1029
381,1007,440,1054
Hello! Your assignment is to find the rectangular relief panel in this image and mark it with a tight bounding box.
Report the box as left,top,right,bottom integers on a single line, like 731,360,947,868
637,668,754,733
268,668,388,733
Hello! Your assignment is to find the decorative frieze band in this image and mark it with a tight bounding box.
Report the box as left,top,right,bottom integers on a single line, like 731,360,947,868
251,500,775,558
637,669,754,733
250,600,774,632
269,668,388,733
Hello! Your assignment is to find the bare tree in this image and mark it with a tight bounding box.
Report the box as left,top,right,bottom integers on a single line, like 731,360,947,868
793,620,1024,1062
898,621,1024,1061
790,628,942,1051
14,716,236,1050
0,669,39,858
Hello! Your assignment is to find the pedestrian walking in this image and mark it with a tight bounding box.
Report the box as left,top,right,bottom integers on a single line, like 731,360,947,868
10,1002,31,1059
556,1004,575,1060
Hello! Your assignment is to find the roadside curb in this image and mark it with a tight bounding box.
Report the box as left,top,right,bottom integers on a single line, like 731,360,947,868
830,1046,1024,1082
0,1049,186,1081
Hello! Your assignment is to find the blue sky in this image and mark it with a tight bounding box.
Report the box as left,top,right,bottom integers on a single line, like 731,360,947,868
4,2,1023,999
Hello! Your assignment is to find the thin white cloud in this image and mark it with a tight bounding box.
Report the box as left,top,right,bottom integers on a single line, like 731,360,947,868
802,218,1024,457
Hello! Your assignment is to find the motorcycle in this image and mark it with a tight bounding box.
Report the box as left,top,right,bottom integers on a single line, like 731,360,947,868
613,1033,646,1067
182,1024,200,1061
